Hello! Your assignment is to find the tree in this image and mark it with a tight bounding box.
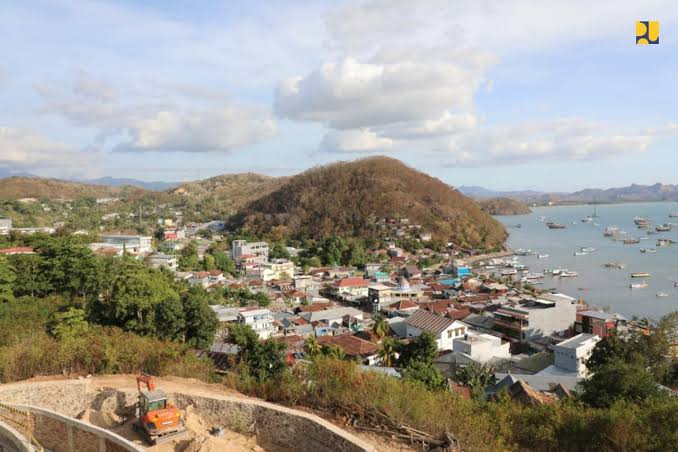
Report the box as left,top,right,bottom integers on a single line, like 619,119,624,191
377,337,396,367
35,239,99,299
229,324,286,382
455,362,496,400
321,344,346,360
49,307,89,340
8,254,43,298
0,255,16,303
155,296,186,341
396,332,438,368
269,242,291,260
182,286,219,349
578,361,661,408
201,254,216,271
213,251,236,274
304,335,321,357
401,360,447,391
372,313,389,339
178,241,199,271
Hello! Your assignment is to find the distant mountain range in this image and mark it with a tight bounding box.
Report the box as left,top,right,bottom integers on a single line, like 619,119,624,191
459,183,678,205
81,177,178,191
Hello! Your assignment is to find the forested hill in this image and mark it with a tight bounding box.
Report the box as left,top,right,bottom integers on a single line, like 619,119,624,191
0,176,148,200
478,197,532,215
230,156,507,249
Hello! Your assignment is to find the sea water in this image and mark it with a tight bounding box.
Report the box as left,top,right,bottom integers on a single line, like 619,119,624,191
495,202,678,320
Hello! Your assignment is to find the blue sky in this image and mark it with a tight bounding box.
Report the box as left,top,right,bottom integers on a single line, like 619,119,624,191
0,0,676,191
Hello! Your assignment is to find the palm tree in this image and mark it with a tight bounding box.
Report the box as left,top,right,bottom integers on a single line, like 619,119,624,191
455,362,496,400
322,344,346,360
377,337,396,367
304,335,321,357
373,313,389,339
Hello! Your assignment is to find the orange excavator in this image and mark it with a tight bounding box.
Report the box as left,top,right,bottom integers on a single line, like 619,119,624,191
134,372,187,445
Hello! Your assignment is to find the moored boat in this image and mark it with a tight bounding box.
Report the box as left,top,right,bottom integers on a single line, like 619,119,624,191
603,262,625,269
537,254,549,259
574,251,589,256
546,222,567,229
631,272,651,278
623,238,640,244
640,248,656,253
629,282,648,289
655,224,672,232
656,292,669,298
560,271,578,277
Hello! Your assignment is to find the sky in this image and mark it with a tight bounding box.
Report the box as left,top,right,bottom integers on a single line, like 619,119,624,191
0,0,677,191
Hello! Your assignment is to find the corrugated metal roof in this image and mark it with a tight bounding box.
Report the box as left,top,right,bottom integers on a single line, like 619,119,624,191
404,309,454,334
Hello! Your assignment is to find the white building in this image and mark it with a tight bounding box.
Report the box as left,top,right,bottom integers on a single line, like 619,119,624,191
404,310,468,351
260,258,295,281
100,234,153,255
238,309,275,340
231,240,269,265
147,253,178,271
0,218,12,235
300,307,364,328
552,333,600,376
452,331,511,364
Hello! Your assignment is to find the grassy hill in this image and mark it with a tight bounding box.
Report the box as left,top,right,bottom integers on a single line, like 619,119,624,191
230,157,507,249
478,197,532,215
0,176,148,200
169,173,287,222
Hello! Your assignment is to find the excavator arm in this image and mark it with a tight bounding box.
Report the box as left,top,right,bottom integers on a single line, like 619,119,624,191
136,372,157,393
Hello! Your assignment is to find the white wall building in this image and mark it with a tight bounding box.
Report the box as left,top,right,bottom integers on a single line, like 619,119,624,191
452,331,511,364
148,253,178,271
553,333,600,376
404,310,468,351
238,309,275,340
231,240,269,264
0,218,12,234
100,234,153,255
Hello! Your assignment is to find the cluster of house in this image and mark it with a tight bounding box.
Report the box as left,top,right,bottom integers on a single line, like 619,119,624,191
375,217,432,241
196,241,646,404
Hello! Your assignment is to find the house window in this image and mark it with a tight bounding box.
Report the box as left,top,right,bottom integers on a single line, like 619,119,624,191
448,330,453,338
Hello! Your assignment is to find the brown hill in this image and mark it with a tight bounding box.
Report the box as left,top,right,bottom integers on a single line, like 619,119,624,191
478,197,532,215
230,157,507,249
169,173,287,220
0,176,148,200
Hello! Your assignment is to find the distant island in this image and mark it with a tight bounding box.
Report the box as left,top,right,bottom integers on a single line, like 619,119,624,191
477,197,532,215
459,182,678,206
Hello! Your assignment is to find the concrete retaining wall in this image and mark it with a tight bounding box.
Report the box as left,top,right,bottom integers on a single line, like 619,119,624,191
0,419,32,452
0,379,375,452
8,405,143,452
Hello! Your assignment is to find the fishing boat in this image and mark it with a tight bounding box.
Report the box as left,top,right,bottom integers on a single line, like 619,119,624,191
547,268,564,275
546,222,567,229
537,254,549,259
631,272,651,278
580,247,596,252
524,272,545,280
657,239,672,247
560,271,579,278
514,264,528,271
655,224,672,232
640,248,656,253
501,268,518,276
603,226,620,237
514,248,536,256
623,238,640,244
674,282,678,287
647,230,657,235
629,282,648,289
633,216,649,225
603,262,625,269
581,216,593,223
656,292,669,298
574,251,589,256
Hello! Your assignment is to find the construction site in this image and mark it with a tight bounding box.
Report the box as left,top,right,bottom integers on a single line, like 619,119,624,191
0,375,379,452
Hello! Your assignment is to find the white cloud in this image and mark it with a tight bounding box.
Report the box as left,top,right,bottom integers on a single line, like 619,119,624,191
0,126,85,170
374,112,478,140
443,119,652,166
37,73,277,153
320,128,394,153
275,57,488,130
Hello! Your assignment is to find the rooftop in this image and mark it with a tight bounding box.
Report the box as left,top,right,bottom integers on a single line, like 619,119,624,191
404,309,455,334
555,333,600,349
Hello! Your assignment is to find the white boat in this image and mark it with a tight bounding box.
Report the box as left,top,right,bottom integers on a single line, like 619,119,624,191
581,216,593,223
631,272,651,278
674,282,678,287
501,269,517,276
524,272,545,280
580,247,596,252
640,248,656,253
656,292,669,298
560,271,578,278
630,281,648,289
574,251,589,256
547,268,564,275
537,254,549,259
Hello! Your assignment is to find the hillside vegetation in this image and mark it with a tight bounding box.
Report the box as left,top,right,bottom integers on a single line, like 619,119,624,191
478,197,532,215
231,157,507,249
170,173,287,221
0,176,148,200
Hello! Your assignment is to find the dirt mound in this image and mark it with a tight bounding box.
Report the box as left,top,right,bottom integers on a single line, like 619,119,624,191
77,405,262,452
